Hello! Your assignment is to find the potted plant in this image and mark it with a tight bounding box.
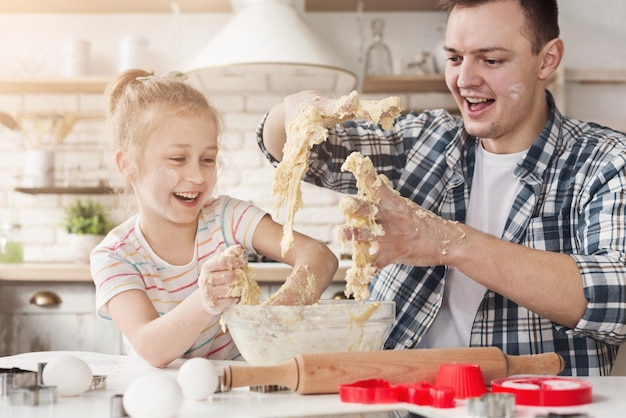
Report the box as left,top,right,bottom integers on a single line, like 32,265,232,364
60,198,112,263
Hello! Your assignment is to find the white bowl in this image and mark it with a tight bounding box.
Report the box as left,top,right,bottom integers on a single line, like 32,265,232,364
223,300,395,366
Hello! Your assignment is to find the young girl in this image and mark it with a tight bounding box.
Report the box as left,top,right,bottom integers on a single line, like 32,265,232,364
90,69,338,368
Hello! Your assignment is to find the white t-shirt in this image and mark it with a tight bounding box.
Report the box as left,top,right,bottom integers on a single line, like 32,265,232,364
90,195,266,360
419,143,526,348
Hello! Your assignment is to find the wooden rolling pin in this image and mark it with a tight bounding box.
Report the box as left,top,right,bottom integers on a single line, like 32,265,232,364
222,347,564,394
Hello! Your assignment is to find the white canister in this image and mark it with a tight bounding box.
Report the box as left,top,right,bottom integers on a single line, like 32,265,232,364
117,36,149,73
22,148,55,188
62,38,90,77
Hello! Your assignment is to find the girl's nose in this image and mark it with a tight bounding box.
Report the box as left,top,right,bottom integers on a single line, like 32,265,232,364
184,164,206,184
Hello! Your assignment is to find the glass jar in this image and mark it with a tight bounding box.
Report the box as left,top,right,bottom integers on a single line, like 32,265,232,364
365,18,393,76
0,222,23,263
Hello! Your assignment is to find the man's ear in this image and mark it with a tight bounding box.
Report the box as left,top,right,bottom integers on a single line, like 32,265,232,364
538,38,564,81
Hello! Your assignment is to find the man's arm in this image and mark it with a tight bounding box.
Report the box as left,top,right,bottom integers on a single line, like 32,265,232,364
341,176,587,328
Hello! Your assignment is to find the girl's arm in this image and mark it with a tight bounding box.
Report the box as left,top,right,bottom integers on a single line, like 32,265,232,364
105,288,216,368
252,215,338,305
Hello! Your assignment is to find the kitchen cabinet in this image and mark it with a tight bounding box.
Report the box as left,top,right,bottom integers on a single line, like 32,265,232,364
565,68,626,132
0,281,123,356
0,262,351,357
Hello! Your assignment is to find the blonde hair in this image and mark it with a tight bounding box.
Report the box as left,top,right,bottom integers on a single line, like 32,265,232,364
105,69,223,191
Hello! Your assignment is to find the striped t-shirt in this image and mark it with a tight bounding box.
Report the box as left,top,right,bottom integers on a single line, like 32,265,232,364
90,195,266,360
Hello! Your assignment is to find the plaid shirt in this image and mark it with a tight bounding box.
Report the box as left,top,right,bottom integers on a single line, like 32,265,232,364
257,91,626,376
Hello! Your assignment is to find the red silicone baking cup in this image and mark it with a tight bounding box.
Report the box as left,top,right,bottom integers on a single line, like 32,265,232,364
434,363,488,399
491,377,593,406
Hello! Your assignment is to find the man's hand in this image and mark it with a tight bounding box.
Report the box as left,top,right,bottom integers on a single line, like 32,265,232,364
340,169,466,270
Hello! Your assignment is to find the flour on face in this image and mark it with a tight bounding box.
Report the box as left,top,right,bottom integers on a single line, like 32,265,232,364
508,82,525,100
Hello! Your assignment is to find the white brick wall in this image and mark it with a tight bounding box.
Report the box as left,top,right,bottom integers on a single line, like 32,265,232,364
1,1,624,262
0,89,396,262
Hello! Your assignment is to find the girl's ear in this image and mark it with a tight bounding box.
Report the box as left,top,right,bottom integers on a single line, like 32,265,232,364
538,38,564,81
115,149,133,181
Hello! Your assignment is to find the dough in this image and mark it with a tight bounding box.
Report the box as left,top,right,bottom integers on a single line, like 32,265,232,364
340,152,389,301
272,90,403,256
262,264,317,306
200,245,262,308
222,245,262,305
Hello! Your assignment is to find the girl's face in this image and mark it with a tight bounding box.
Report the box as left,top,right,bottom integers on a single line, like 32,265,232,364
132,113,218,227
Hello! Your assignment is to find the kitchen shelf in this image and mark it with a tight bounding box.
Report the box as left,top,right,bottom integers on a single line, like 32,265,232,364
565,68,626,84
362,74,449,93
2,68,619,99
0,76,111,94
0,0,440,13
305,0,440,12
14,186,114,195
0,0,231,13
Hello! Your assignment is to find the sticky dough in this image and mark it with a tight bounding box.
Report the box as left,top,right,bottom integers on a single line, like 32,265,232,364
220,245,262,306
272,90,403,257
340,152,389,301
206,246,317,309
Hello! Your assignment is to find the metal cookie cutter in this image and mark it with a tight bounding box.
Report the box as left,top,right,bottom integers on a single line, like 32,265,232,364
90,375,107,391
9,385,58,406
467,393,516,418
110,394,129,417
1,368,38,397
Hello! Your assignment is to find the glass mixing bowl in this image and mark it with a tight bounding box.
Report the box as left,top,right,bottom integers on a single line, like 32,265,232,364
223,299,395,366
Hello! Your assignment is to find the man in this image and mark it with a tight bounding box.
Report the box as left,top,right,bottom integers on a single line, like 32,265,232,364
256,0,626,375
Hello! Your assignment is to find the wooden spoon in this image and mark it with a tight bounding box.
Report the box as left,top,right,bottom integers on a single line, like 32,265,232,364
0,112,19,131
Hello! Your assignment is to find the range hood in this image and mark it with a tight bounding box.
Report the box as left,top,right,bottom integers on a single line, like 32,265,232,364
186,0,358,94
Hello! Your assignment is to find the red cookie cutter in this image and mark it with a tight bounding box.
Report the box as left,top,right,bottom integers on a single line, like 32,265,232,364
491,376,593,406
339,379,455,408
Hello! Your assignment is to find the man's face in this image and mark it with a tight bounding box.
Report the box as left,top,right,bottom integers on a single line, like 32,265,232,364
443,0,546,153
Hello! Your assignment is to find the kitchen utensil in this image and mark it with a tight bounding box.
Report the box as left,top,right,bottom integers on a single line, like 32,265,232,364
491,376,593,406
0,368,37,396
0,112,19,131
52,112,77,146
339,379,455,408
433,362,488,399
9,385,57,406
222,346,564,395
467,393,516,418
223,300,395,366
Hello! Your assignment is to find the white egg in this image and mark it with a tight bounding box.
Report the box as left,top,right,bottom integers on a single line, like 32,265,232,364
123,371,182,418
42,355,93,397
176,357,220,401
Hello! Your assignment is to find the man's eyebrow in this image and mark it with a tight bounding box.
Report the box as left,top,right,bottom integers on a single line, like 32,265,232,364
444,46,511,54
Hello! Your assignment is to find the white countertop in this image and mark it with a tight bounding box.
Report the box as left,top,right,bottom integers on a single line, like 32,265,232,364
1,351,625,418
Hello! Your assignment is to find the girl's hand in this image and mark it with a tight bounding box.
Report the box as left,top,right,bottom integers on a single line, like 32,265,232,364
263,265,318,306
198,246,247,315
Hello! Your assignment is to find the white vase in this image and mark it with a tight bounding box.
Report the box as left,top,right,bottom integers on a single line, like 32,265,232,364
69,234,104,264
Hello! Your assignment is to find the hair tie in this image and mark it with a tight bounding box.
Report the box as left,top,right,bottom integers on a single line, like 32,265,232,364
136,71,188,82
